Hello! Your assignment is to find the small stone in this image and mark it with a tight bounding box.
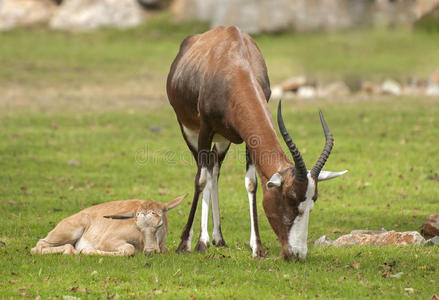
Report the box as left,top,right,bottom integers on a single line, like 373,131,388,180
270,86,283,100
68,159,80,166
361,81,380,95
279,76,307,92
421,214,439,239
426,84,439,96
319,81,350,97
332,230,426,246
389,271,404,278
297,86,317,99
148,126,162,133
381,80,402,96
313,235,333,246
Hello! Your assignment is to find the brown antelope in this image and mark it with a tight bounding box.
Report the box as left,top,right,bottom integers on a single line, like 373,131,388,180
31,194,187,256
167,26,347,260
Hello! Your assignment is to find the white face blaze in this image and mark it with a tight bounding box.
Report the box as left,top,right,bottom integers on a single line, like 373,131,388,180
287,172,316,260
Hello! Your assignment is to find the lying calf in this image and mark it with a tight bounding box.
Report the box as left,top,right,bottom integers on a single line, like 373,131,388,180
31,194,187,256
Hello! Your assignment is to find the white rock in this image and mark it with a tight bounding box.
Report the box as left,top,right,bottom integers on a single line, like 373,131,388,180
270,86,283,100
313,235,333,246
50,0,146,31
426,84,439,96
319,81,351,97
381,80,402,96
361,81,381,95
297,86,317,99
0,0,56,30
279,76,307,92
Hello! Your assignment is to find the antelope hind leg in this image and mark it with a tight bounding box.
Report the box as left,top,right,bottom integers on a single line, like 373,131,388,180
31,243,78,255
31,214,88,255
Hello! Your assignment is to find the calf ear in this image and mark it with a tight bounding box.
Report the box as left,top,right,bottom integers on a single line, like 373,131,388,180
164,194,188,212
104,212,135,219
318,170,348,181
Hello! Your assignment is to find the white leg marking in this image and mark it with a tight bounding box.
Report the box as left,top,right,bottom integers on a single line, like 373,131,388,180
199,169,212,244
211,141,230,243
182,125,199,150
211,162,221,243
199,167,208,190
245,164,258,257
186,222,194,250
288,172,315,260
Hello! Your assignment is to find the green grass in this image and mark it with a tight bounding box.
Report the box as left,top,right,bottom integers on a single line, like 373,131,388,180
1,98,438,299
1,13,439,91
1,14,439,299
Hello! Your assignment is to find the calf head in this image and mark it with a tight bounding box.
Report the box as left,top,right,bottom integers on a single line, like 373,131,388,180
263,101,347,261
104,194,187,253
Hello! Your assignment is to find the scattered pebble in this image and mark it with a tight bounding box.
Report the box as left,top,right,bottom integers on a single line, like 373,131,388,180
68,159,80,167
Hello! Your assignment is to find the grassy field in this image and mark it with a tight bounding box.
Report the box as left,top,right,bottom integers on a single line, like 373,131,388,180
1,15,439,299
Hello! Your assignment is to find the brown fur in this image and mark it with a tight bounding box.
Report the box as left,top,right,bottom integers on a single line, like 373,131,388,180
167,26,315,259
31,195,187,256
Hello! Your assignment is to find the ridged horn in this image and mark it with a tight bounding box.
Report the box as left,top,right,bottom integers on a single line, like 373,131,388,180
277,100,307,182
311,109,334,179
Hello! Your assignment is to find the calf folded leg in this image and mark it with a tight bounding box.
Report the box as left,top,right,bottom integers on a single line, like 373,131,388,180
32,243,78,255
81,243,135,256
31,213,89,255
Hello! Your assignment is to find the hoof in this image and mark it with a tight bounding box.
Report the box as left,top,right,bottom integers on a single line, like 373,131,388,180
280,247,300,261
176,241,191,253
194,240,209,252
63,244,79,255
253,245,267,258
212,239,227,248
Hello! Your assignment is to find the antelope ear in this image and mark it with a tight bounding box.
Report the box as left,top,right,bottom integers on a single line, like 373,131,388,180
318,170,348,181
104,212,136,219
164,193,188,212
267,173,283,188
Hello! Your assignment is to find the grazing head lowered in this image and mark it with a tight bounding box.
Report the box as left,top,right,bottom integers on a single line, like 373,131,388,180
263,101,347,260
31,194,187,256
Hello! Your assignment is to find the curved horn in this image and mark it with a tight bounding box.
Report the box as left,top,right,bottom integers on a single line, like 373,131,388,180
311,109,334,179
277,100,307,181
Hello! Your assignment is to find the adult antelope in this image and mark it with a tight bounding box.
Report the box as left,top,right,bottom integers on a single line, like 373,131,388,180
167,26,347,260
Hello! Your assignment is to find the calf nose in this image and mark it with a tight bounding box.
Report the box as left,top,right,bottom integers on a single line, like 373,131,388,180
143,247,161,255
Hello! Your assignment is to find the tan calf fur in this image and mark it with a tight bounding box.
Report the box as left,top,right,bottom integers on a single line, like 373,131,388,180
31,194,187,256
